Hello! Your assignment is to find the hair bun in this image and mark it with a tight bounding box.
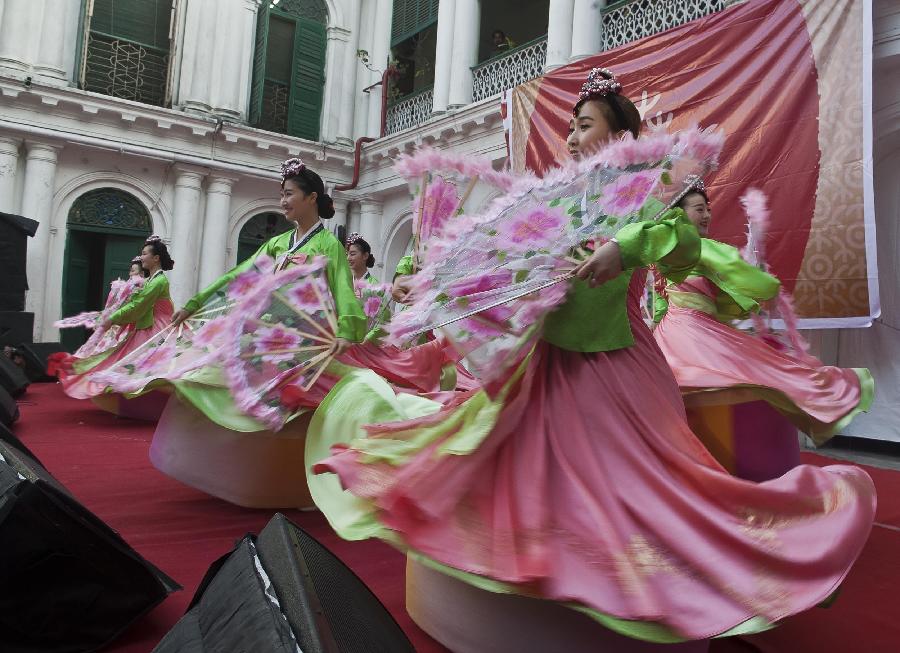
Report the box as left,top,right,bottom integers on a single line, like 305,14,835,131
318,192,335,220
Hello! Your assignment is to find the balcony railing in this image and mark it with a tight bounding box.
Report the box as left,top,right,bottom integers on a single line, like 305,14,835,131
472,35,548,102
601,0,729,50
83,32,169,107
384,0,730,135
385,85,434,136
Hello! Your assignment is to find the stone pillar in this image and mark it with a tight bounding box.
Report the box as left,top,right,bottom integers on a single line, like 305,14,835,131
447,0,480,109
198,175,238,290
168,166,207,307
431,0,456,115
354,0,376,138
178,0,258,119
0,136,21,214
570,0,605,62
0,0,41,78
358,199,382,242
321,25,351,142
337,0,361,144
545,0,575,71
20,142,60,339
332,197,351,233
366,0,393,137
33,0,78,85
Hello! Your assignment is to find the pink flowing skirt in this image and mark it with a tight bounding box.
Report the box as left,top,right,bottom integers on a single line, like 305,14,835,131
654,302,871,440
61,299,175,400
315,278,875,640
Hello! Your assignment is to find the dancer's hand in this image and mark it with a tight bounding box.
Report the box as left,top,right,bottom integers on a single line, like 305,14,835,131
392,276,414,305
573,240,623,288
332,338,353,357
171,309,192,326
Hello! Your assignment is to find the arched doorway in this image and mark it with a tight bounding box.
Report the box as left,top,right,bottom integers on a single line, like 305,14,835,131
236,211,294,263
384,215,414,279
61,189,152,351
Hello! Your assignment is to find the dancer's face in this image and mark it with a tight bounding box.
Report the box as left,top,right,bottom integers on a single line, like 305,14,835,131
140,245,160,271
567,100,620,160
346,244,367,274
680,192,712,236
129,263,144,278
280,178,317,225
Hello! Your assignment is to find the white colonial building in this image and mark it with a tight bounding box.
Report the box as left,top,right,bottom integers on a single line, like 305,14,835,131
0,0,898,438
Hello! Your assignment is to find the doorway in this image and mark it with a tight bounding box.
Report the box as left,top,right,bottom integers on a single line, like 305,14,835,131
60,189,152,351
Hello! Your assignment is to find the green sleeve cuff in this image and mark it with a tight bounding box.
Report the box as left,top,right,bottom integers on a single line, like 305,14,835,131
617,209,700,281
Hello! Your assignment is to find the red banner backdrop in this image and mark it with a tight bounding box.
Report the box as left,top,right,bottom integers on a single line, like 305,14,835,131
505,0,877,325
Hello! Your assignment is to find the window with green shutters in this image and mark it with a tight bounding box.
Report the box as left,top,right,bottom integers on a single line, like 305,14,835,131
79,0,174,107
249,0,327,141
391,0,439,46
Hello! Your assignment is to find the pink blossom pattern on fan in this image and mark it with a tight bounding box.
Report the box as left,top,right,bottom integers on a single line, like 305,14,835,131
597,170,660,217
252,325,304,363
227,269,263,301
363,296,382,318
500,207,567,250
284,280,323,312
132,338,176,373
415,175,461,242
192,316,231,348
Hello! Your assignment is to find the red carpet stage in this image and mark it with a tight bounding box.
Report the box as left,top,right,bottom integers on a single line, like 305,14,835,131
11,384,900,652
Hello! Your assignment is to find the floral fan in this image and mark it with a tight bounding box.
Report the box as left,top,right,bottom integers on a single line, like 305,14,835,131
395,148,530,273
355,279,394,337
223,256,339,431
93,259,279,394
386,128,725,383
55,277,143,359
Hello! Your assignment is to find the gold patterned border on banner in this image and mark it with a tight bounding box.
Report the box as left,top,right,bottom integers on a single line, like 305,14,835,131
794,0,870,318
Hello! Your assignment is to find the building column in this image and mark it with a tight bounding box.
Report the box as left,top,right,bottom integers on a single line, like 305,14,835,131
332,197,351,234
321,26,351,142
210,0,257,119
21,142,60,340
431,0,456,115
337,0,361,144
33,0,79,85
570,0,605,61
545,0,575,71
0,136,21,214
0,0,41,78
177,0,217,116
447,0,480,109
358,199,382,242
198,175,238,290
234,0,264,121
168,166,207,307
366,0,393,137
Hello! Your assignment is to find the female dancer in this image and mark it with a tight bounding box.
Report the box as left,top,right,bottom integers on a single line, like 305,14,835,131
58,237,174,400
308,69,875,643
346,232,380,286
652,183,873,446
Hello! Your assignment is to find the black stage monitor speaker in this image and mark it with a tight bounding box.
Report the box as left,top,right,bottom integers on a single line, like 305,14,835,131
0,354,29,397
0,311,34,346
17,342,66,382
0,213,37,313
0,386,17,426
154,513,415,653
0,428,181,653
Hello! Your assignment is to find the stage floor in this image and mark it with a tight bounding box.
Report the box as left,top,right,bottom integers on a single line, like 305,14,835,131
10,383,900,652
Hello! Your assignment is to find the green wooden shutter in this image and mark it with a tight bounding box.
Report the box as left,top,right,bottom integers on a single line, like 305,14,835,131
91,0,171,50
287,19,326,141
248,6,270,126
391,0,439,46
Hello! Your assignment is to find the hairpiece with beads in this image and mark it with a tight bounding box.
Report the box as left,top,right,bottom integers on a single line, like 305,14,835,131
280,157,306,182
345,232,362,246
578,67,622,103
145,234,162,244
